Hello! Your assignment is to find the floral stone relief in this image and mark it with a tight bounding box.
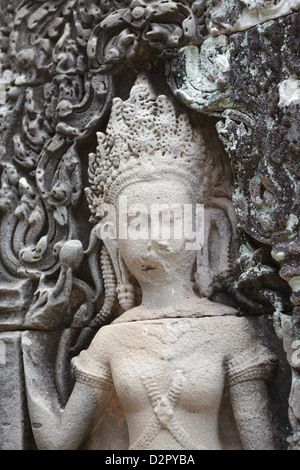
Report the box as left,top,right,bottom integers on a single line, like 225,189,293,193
0,0,298,450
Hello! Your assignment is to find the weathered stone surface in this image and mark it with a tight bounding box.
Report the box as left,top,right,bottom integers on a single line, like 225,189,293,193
19,82,284,450
167,7,300,449
0,331,33,449
0,0,298,450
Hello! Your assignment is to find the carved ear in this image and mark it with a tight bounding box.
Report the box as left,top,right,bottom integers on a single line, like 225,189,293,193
95,204,120,278
195,207,232,298
117,253,135,311
101,235,121,284
97,206,136,311
102,238,135,311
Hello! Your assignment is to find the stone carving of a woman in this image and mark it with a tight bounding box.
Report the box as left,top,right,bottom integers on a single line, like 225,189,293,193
23,80,277,450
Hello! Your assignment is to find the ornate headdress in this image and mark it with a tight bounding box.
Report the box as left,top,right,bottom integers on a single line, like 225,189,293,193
86,78,211,221
85,78,218,324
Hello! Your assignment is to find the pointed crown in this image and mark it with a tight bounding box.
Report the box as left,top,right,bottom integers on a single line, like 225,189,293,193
86,79,212,220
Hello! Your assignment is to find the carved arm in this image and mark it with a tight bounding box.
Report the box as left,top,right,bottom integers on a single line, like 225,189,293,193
229,379,276,450
22,332,111,450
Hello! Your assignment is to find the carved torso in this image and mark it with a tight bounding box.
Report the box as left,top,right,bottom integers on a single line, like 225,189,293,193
72,304,276,450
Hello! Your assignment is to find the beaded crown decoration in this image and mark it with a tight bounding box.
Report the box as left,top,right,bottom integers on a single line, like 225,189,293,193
86,79,212,221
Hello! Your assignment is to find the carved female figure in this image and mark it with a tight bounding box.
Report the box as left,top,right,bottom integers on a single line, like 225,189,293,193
23,81,277,450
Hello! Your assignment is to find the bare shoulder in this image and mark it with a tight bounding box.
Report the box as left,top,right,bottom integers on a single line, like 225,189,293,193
220,315,275,362
87,323,117,354
218,314,260,337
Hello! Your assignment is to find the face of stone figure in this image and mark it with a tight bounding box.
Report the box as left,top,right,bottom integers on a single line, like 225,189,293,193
116,179,197,286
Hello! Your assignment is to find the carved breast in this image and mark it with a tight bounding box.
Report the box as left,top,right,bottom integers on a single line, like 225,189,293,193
72,314,274,450
107,316,240,450
110,318,226,415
